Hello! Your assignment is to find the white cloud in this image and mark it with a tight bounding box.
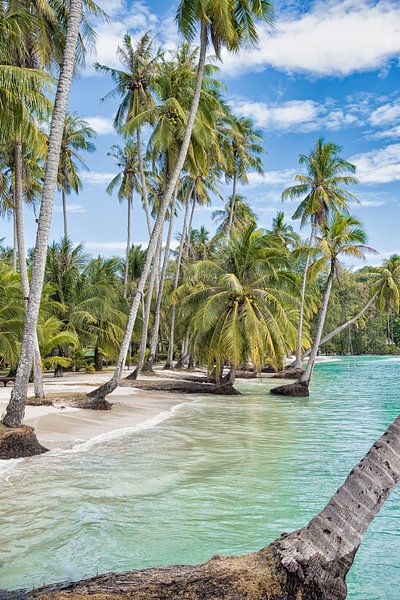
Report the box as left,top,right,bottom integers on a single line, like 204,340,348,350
86,241,126,250
369,101,400,126
84,1,159,73
372,125,400,139
82,171,116,184
231,98,360,132
246,170,296,187
351,144,400,183
352,199,386,207
85,116,114,135
221,0,400,77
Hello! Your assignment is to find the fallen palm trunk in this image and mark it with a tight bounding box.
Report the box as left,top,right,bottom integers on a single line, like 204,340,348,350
8,412,400,599
119,379,240,395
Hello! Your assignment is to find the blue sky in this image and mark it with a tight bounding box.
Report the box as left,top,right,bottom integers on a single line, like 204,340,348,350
3,0,400,265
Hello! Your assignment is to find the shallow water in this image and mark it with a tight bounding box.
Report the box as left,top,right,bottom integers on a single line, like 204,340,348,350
1,356,399,598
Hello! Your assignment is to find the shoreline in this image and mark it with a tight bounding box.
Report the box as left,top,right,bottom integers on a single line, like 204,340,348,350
0,369,197,453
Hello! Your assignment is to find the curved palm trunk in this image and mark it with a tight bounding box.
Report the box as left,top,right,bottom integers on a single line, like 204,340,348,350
300,263,335,386
62,188,68,239
124,194,132,298
302,291,378,359
294,222,316,369
13,142,45,401
136,128,152,237
165,189,192,369
87,23,208,401
227,172,237,231
143,189,178,373
127,234,162,380
2,0,83,429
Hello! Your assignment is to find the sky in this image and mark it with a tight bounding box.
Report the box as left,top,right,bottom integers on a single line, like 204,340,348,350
3,0,400,265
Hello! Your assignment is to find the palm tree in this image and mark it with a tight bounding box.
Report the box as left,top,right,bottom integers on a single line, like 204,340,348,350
178,225,298,383
212,195,256,236
303,255,400,357
58,112,95,238
87,0,274,401
269,211,300,249
107,141,140,297
2,0,85,432
272,215,374,396
223,115,264,231
95,32,161,236
284,138,359,370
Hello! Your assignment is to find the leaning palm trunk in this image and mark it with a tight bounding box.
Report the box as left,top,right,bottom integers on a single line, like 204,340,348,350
300,263,335,386
143,189,178,373
61,188,68,238
294,222,316,369
2,0,83,429
24,413,400,599
227,172,237,232
136,128,152,237
302,291,379,359
87,23,208,401
123,194,132,298
165,187,193,369
13,141,45,400
127,234,162,380
12,211,17,272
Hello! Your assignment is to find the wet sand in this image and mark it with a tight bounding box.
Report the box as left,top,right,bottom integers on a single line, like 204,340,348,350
0,369,194,450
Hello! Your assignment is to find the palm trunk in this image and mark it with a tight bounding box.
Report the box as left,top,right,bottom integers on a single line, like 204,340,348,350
127,234,162,380
12,210,17,272
62,187,68,239
294,222,316,369
124,194,132,298
88,20,208,400
2,0,83,429
94,346,103,372
302,292,378,359
227,172,237,231
144,188,178,372
301,262,335,386
165,188,192,369
13,142,45,401
136,128,152,237
185,195,196,258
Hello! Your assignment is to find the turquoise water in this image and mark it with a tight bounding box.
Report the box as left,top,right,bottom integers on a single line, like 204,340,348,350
1,356,400,598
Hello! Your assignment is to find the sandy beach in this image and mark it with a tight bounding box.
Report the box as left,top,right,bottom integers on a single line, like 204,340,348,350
0,369,193,451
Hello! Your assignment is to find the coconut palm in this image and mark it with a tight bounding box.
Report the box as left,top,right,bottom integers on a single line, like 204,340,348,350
2,0,85,431
95,32,162,235
212,195,256,236
58,112,95,238
223,115,264,231
107,141,140,296
178,225,298,383
269,211,300,249
284,138,359,370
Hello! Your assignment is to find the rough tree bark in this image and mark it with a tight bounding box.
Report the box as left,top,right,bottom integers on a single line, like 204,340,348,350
124,194,132,298
13,141,45,400
11,413,400,599
61,187,68,239
87,22,208,400
2,0,83,430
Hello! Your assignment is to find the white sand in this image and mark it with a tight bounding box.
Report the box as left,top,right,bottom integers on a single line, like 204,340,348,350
0,369,191,450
